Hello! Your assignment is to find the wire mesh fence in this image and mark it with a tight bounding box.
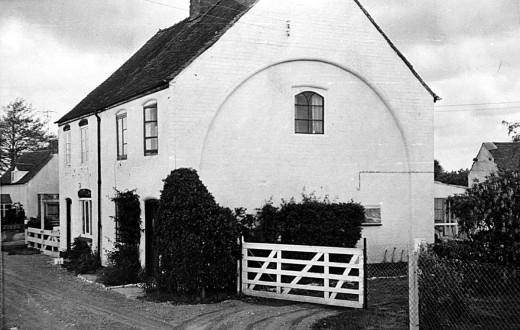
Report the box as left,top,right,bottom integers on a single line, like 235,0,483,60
364,243,410,328
416,245,520,329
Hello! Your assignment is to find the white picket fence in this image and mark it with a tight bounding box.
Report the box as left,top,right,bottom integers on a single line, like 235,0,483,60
25,227,60,257
240,239,366,308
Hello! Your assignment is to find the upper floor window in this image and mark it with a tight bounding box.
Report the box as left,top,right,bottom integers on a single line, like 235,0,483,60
295,92,324,134
116,111,127,160
144,102,158,155
63,125,71,166
79,119,89,164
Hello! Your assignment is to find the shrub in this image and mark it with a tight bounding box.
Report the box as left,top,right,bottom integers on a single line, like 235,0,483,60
63,238,100,274
100,189,142,286
450,171,520,266
248,195,363,248
418,247,469,328
153,168,241,296
4,203,25,225
100,243,141,286
26,216,54,230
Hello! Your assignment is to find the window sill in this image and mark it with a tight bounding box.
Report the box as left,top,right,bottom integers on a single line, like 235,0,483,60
361,223,382,227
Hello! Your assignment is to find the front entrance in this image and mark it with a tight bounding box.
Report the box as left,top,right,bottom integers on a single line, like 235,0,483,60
145,199,159,276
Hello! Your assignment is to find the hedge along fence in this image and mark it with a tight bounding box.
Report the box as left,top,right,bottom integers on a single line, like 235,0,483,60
153,168,241,297
244,195,364,249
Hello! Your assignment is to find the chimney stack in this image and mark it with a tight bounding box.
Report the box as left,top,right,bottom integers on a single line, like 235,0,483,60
190,0,221,19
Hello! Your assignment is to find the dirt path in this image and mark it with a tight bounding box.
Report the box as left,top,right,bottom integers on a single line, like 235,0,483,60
2,252,338,329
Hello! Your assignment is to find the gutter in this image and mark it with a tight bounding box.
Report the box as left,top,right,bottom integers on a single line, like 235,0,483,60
95,111,102,262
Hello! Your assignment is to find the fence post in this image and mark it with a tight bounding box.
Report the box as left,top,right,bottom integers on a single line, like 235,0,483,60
363,238,368,309
409,239,423,330
237,237,243,296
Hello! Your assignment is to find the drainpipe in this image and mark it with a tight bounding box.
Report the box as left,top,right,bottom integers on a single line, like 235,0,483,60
95,111,102,263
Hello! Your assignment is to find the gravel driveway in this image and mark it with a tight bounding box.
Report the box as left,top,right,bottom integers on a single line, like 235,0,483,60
2,252,339,329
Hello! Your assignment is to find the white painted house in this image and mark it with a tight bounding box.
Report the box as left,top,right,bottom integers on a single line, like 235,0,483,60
57,0,439,267
468,142,520,186
0,150,59,223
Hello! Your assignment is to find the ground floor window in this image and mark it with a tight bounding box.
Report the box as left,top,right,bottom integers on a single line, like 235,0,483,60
434,198,458,239
80,199,92,235
1,194,12,218
38,194,60,227
362,205,382,225
1,203,12,218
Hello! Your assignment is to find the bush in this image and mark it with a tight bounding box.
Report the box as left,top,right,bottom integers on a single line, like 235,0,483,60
247,195,363,248
3,203,25,225
450,171,520,266
26,217,54,230
100,189,142,286
419,247,469,328
153,168,241,295
100,244,141,286
63,238,100,274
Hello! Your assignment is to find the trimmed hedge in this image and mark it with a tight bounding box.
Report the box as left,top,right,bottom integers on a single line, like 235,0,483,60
246,196,363,248
153,168,241,295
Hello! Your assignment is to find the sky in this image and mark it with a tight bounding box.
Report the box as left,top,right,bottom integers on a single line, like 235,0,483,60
1,0,519,171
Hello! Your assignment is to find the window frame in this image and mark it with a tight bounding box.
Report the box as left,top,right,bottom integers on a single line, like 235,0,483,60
294,91,325,135
79,120,89,164
143,102,158,156
0,203,12,218
116,111,128,160
434,198,458,238
361,205,382,226
63,125,71,166
80,198,92,235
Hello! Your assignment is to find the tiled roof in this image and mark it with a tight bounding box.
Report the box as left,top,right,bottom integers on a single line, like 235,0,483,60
56,0,255,124
57,0,439,124
487,142,520,171
0,150,54,185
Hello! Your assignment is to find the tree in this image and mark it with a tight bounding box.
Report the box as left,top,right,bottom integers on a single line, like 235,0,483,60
434,159,469,186
0,98,54,172
450,171,520,265
502,120,520,142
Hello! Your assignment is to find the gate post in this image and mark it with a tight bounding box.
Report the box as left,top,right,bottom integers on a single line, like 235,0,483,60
363,238,368,309
237,237,243,296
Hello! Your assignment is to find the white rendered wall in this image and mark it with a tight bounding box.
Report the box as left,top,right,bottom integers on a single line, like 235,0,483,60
59,0,435,264
468,145,497,186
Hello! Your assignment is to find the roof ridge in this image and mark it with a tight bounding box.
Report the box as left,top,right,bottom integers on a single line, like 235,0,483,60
353,0,441,102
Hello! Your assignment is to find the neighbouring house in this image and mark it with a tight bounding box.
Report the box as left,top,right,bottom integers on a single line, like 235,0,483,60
56,0,439,268
434,181,466,240
0,149,60,226
468,142,520,186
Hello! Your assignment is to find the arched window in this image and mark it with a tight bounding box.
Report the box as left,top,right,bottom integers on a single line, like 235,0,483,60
78,189,92,235
63,125,71,166
79,119,89,163
295,92,324,134
116,111,127,160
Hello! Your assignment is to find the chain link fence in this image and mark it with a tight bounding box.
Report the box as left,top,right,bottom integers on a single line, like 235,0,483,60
413,244,520,329
364,243,410,327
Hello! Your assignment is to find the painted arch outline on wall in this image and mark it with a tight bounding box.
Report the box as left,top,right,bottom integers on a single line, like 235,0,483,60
199,59,412,208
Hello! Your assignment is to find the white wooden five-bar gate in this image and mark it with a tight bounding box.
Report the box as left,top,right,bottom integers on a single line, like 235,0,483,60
240,239,366,308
